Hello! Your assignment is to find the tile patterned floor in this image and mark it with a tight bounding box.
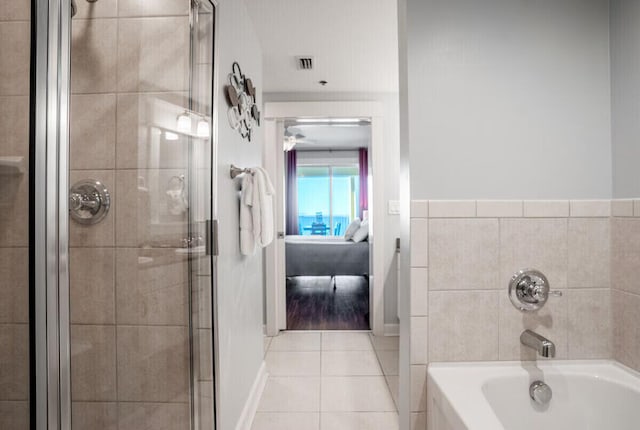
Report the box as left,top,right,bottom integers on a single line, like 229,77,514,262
251,331,399,430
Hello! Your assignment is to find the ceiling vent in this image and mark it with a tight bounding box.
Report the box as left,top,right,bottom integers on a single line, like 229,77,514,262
295,56,314,70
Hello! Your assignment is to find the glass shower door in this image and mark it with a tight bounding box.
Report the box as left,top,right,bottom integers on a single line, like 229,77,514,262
66,1,216,429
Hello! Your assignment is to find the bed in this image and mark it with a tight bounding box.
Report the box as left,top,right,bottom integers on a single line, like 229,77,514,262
285,235,370,277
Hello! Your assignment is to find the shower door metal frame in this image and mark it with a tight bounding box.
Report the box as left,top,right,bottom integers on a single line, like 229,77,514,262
32,0,72,429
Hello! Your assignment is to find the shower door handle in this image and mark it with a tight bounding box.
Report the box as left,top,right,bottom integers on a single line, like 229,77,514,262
206,219,219,256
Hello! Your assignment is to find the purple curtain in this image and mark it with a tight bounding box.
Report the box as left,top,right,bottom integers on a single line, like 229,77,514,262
358,148,368,219
285,150,299,235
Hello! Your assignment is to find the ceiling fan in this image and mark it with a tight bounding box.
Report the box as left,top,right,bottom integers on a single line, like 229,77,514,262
283,127,315,151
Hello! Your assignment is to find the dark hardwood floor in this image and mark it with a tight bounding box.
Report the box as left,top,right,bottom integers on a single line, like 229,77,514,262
286,275,370,330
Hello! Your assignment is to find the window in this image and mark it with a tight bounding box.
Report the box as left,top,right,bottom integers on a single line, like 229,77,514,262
297,165,359,236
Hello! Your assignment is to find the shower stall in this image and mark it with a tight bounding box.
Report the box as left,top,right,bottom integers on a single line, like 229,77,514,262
1,0,220,428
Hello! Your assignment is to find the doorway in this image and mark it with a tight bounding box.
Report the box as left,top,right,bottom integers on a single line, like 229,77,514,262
263,102,387,337
283,119,372,330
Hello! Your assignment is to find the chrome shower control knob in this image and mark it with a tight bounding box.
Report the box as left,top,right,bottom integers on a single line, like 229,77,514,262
530,380,552,405
69,179,110,225
508,269,562,312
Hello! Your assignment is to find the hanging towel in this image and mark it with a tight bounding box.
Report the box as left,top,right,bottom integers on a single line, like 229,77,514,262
240,173,256,256
252,167,275,248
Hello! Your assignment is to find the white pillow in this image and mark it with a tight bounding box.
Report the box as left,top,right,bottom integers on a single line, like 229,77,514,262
351,219,369,243
344,218,361,240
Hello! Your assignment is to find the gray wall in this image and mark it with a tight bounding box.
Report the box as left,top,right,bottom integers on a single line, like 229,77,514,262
264,91,401,324
611,0,640,198
216,1,265,429
407,0,612,200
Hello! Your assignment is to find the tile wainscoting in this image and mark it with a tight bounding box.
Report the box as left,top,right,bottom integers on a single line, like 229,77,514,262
407,199,639,429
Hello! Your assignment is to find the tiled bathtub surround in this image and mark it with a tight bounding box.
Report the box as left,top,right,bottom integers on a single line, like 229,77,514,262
611,201,640,371
408,199,614,428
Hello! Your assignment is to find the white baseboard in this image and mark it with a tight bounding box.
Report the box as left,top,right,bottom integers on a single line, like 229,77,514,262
235,361,269,430
384,323,399,336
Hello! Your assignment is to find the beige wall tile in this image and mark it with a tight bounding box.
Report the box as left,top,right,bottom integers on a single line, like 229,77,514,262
70,248,115,324
410,317,428,365
410,365,427,412
0,22,30,96
410,218,428,267
72,402,118,430
634,200,640,217
115,92,189,169
0,0,30,21
411,411,426,430
410,267,428,316
115,169,188,247
429,291,500,361
523,200,569,217
197,328,213,381
70,170,115,247
612,199,634,217
428,200,476,218
410,200,428,218
71,325,117,401
0,248,28,323
0,96,29,158
116,248,188,325
0,324,28,400
0,401,28,430
117,325,190,402
568,218,610,288
498,291,568,360
612,218,640,295
70,94,116,170
500,218,568,289
429,219,499,290
73,0,117,19
0,174,28,246
71,19,118,94
612,290,640,371
118,0,189,17
117,17,190,92
569,200,611,217
118,402,189,430
476,200,523,217
567,289,611,359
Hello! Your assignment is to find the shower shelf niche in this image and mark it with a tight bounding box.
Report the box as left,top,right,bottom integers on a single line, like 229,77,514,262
0,156,25,175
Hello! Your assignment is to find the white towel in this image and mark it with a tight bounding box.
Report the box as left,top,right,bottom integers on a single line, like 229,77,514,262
239,167,275,256
240,173,256,256
252,167,275,247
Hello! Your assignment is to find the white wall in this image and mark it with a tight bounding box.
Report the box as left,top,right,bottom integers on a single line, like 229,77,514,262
215,1,265,429
407,0,612,200
611,0,640,198
264,92,400,324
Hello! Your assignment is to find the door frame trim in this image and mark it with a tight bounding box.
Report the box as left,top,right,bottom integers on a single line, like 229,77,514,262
263,101,386,336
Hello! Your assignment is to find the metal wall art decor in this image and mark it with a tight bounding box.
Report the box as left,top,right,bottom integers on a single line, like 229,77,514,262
225,62,261,141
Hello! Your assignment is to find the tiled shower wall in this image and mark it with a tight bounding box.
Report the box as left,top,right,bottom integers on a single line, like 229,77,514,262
611,200,640,372
0,0,30,428
408,200,613,428
68,1,194,428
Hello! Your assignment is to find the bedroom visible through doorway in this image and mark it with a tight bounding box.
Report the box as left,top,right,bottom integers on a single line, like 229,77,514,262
283,118,372,330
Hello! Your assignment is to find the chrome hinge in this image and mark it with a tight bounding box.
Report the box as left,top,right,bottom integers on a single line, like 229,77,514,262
206,219,219,256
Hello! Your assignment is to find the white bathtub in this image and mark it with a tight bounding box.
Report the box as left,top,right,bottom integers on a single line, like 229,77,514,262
427,360,640,430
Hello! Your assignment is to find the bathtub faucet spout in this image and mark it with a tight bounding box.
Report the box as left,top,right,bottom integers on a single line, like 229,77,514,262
520,330,555,358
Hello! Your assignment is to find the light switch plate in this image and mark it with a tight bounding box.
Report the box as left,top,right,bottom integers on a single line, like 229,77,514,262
388,200,400,215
